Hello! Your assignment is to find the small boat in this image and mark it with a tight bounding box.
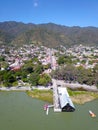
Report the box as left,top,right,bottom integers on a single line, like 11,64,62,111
43,104,49,115
89,110,96,117
44,104,48,111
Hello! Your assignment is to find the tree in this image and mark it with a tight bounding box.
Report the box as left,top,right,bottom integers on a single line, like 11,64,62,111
22,60,34,74
51,65,77,81
57,55,65,65
76,66,94,85
51,64,95,86
29,73,40,86
51,68,65,80
3,71,16,87
57,55,73,65
0,56,5,61
38,73,51,86
93,64,98,87
93,64,98,73
0,71,4,84
34,64,43,74
43,63,51,70
63,65,77,82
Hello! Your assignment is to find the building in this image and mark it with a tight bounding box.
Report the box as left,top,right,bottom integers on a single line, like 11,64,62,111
58,87,75,112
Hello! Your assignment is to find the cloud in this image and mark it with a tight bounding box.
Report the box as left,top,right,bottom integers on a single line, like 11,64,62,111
33,1,38,7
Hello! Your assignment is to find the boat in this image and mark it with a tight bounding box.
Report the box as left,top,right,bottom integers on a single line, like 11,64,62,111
43,104,54,115
89,110,96,117
43,104,48,111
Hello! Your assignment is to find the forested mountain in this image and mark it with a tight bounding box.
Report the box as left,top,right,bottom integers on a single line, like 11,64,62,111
0,21,36,36
0,30,13,45
0,21,98,48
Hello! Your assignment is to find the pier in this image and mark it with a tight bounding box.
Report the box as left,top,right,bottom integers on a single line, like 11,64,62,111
52,79,75,112
52,79,61,112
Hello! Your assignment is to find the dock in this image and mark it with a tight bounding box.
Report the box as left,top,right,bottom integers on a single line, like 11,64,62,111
52,79,75,112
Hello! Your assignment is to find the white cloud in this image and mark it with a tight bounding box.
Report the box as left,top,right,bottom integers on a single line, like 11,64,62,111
34,1,38,7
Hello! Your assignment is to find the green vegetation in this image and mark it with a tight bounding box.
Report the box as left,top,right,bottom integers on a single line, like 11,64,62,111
51,64,98,87
26,89,98,104
0,58,52,87
57,55,73,65
26,89,53,103
68,89,98,104
1,21,98,48
0,56,5,62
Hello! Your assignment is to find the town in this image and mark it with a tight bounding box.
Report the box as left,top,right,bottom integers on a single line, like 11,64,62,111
1,44,98,70
0,43,98,90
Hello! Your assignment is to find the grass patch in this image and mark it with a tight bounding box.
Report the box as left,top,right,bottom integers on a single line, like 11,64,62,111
68,88,98,104
26,89,53,103
26,88,98,104
68,88,86,96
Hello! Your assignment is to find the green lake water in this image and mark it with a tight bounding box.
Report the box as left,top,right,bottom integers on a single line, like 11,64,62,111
0,92,98,130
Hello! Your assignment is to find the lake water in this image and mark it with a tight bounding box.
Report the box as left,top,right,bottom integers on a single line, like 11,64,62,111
0,92,98,130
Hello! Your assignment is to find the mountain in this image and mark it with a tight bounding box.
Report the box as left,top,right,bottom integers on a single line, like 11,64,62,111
0,21,36,37
0,30,13,45
12,27,70,48
0,21,98,48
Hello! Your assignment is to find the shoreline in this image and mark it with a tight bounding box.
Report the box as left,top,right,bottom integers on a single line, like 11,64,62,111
0,86,31,91
71,93,98,104
0,88,98,104
26,89,98,104
0,83,98,104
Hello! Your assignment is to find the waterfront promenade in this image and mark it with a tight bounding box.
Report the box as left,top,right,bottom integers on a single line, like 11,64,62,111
0,86,31,91
54,80,98,92
0,79,98,92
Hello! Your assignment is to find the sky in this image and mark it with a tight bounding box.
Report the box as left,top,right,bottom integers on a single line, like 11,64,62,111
0,0,98,27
